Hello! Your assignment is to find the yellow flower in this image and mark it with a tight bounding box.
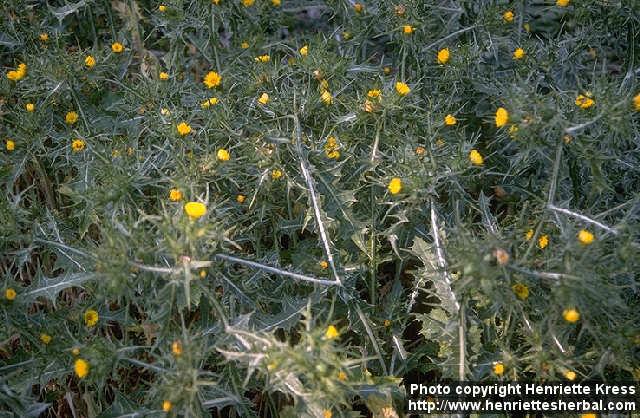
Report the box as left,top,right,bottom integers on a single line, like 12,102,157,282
575,94,595,109
74,358,89,378
184,202,207,220
6,63,27,81
367,89,381,99
162,400,172,412
271,169,283,180
201,97,219,108
319,260,329,269
40,333,52,345
469,149,484,166
383,66,392,75
580,414,596,418
169,188,183,202
321,90,333,105
65,111,79,125
512,283,529,300
299,45,308,56
217,148,230,161
176,122,192,136
556,0,570,6
383,319,391,327
255,54,270,63
402,25,414,35
503,10,514,23
387,177,403,195
242,0,254,6
236,194,246,203
39,33,49,41
444,114,457,125
513,48,525,60
633,93,640,111
171,340,183,356
6,139,15,151
437,48,450,64
323,410,332,418
5,288,16,300
537,234,549,249
353,3,363,13
111,42,124,53
159,71,169,80
495,107,509,127
241,41,249,49
212,0,220,4
564,370,577,381
319,79,329,91
525,229,534,241
25,103,35,112
85,55,96,68
493,362,505,376
71,347,80,356
160,107,171,116
271,0,281,6
159,4,167,12
258,93,270,105
203,71,222,88
563,308,580,323
337,371,347,381
325,325,340,339
71,139,86,152
395,82,410,96
84,309,99,327
415,146,425,156
577,229,595,245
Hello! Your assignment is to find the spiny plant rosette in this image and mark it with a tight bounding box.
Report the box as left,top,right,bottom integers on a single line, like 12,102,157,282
1,0,639,416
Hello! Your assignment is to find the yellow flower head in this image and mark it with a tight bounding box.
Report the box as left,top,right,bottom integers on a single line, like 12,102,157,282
184,202,207,220
255,54,270,63
319,260,329,269
65,111,79,125
203,71,222,88
6,139,16,151
512,283,529,300
258,93,270,105
525,228,534,241
71,139,86,152
6,63,27,81
162,400,172,412
39,33,49,41
84,309,99,327
513,48,525,60
444,114,457,125
271,168,283,180
383,66,392,75
503,10,514,22
242,0,255,6
236,194,246,203
437,48,450,65
367,89,381,99
495,107,509,127
353,3,363,13
40,333,52,345
271,0,281,6
85,55,96,68
74,358,89,378
71,347,80,356
469,149,484,166
325,325,340,339
563,308,580,323
337,371,347,381
575,94,595,109
169,188,183,202
415,146,425,156
201,97,219,109
111,42,124,53
395,81,410,96
212,0,220,4
387,177,402,195
217,148,230,161
323,410,332,418
160,107,171,116
159,4,167,12
537,234,549,249
177,122,192,136
556,0,570,6
299,45,308,56
241,41,250,49
564,370,577,381
402,25,414,35
5,288,16,300
577,229,595,245
633,93,640,111
159,71,169,80
171,340,183,356
493,362,505,376
321,90,333,105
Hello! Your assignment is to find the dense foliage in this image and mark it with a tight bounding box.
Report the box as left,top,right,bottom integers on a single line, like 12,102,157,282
1,0,639,416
